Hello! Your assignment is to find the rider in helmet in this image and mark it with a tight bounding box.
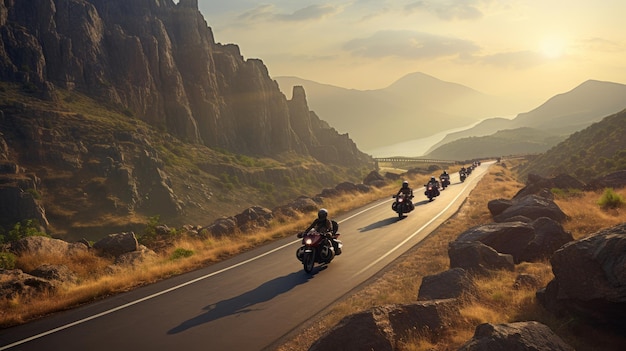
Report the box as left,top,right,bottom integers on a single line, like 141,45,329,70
396,180,414,210
426,176,441,196
299,208,333,237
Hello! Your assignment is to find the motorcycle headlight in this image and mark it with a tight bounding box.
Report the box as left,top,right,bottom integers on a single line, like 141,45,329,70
305,238,313,245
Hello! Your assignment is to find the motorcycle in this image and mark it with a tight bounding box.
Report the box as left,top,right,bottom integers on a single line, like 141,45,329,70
392,193,414,218
296,225,342,274
460,170,467,182
440,175,450,190
424,182,440,201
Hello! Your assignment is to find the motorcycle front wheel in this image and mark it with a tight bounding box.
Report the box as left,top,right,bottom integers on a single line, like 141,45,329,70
303,251,315,273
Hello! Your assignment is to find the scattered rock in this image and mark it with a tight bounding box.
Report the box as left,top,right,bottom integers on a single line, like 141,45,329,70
448,241,514,275
457,321,574,351
93,232,139,257
418,268,476,300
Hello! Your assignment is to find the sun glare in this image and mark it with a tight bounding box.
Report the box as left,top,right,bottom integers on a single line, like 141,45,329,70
540,36,566,59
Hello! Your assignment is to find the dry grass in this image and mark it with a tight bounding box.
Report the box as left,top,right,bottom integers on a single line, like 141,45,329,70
275,163,626,351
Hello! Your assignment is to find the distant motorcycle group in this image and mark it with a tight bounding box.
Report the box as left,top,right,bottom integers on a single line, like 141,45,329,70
392,161,482,218
295,162,483,274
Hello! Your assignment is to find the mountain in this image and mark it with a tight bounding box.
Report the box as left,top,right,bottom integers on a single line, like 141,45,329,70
0,0,372,240
275,73,522,151
426,80,626,155
426,127,563,161
519,109,626,182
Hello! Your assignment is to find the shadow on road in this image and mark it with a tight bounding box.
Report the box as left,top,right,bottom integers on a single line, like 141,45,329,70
167,271,311,334
358,217,398,232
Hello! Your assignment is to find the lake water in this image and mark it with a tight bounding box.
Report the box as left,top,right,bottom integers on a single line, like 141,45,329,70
364,116,515,158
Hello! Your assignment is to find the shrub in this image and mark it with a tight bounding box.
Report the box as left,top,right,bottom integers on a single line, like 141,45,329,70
0,219,48,244
170,248,194,260
0,252,16,269
597,188,625,209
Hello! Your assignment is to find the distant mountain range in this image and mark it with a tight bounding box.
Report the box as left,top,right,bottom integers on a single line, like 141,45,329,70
425,80,626,156
275,73,524,151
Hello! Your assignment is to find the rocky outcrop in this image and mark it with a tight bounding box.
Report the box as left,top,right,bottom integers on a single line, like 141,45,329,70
0,269,56,299
458,321,574,351
448,240,515,275
515,173,585,199
9,236,88,256
537,223,626,327
308,300,461,351
0,0,371,164
585,170,626,190
493,194,567,223
93,232,139,257
418,268,477,300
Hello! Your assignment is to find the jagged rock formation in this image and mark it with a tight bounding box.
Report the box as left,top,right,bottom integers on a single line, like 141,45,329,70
0,0,372,238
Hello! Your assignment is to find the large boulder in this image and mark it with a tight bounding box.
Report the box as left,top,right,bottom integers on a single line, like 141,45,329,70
309,300,461,351
585,170,626,191
493,194,567,223
234,206,273,231
537,223,626,327
486,198,512,217
457,321,574,351
448,241,514,275
10,236,88,257
418,268,476,300
515,173,585,199
519,217,574,262
93,232,139,257
29,264,78,284
0,269,56,299
455,222,536,263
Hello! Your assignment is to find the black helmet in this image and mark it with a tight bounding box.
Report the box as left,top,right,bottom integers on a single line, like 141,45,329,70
431,176,436,181
402,181,409,188
443,170,448,175
318,208,328,219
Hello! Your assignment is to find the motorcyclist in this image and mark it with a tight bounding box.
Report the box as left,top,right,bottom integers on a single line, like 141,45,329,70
395,180,415,210
425,176,441,196
460,166,467,175
439,170,450,189
299,208,341,254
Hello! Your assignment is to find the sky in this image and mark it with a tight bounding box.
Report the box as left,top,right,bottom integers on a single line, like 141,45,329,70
197,0,626,110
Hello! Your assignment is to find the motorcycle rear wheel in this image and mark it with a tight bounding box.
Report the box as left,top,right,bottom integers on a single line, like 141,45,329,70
303,251,315,273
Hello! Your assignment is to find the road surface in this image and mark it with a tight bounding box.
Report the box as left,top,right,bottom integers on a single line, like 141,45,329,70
0,163,491,351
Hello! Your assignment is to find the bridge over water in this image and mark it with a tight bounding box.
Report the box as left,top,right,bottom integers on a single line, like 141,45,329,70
373,157,459,171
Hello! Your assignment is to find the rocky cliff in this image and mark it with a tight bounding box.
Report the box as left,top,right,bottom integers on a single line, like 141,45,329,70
0,0,372,240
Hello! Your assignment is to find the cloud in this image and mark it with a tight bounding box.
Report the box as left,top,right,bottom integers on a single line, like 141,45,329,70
343,30,480,59
237,4,340,23
405,0,485,21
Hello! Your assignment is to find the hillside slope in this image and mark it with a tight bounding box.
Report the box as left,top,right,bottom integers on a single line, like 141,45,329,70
425,127,562,161
519,109,626,181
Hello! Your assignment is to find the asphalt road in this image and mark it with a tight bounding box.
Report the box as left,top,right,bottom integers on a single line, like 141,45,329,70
0,162,491,351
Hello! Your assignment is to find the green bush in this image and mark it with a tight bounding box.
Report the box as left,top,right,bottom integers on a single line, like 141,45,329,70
170,248,194,260
0,252,16,269
597,188,625,209
0,219,48,244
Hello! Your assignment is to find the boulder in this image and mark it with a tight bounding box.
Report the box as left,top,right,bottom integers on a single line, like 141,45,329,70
93,232,139,257
455,222,536,263
448,241,514,275
537,223,626,327
519,217,574,262
29,264,78,284
418,268,476,300
202,217,237,237
493,194,567,223
10,236,88,257
234,206,273,231
585,170,626,191
364,171,385,185
486,198,512,217
0,269,56,299
335,181,358,193
309,300,461,351
515,173,585,199
457,321,574,351
114,245,158,266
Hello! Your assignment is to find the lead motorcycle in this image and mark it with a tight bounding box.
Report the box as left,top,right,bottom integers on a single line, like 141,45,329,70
392,193,414,218
440,175,450,189
296,223,342,273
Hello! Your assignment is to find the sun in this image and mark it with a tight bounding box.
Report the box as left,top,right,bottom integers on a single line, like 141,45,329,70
540,36,566,59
